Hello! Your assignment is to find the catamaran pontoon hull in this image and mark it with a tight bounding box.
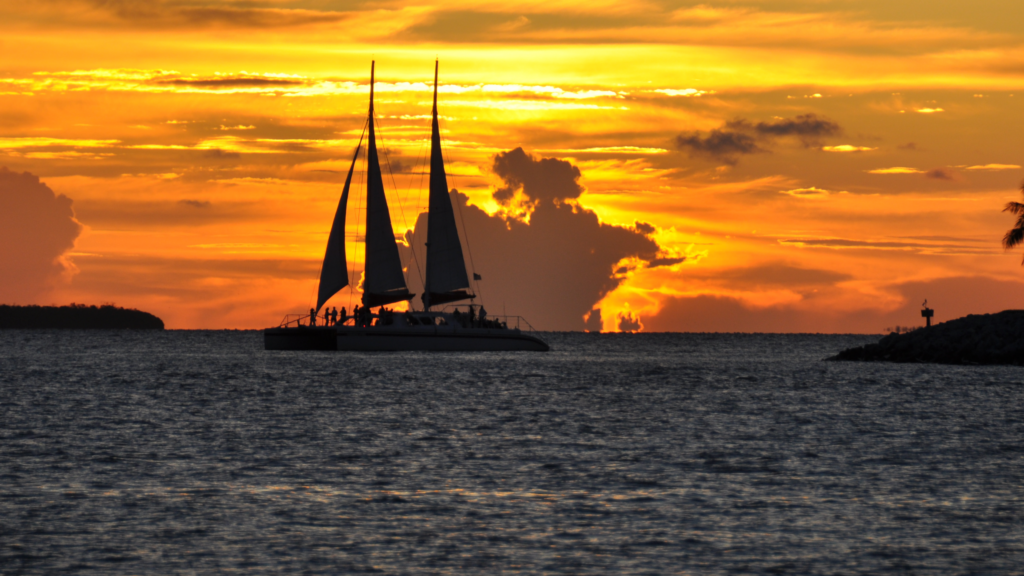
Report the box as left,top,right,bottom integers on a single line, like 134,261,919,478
264,326,549,352
264,327,337,351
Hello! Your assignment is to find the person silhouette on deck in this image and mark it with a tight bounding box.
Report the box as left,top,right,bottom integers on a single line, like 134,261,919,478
309,308,316,327
340,307,347,325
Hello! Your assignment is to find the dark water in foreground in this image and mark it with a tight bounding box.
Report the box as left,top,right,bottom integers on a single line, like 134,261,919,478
2,331,1022,574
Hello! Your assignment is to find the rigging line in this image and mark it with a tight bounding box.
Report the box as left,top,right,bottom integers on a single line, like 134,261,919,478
411,133,430,286
315,120,372,315
345,119,369,312
351,117,369,313
374,114,424,301
438,115,483,305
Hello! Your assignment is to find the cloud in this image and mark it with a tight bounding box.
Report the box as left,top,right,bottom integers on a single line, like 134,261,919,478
750,114,840,142
780,187,842,199
964,163,1021,170
398,151,662,330
634,221,656,235
492,147,584,205
164,79,302,88
75,199,262,228
925,168,956,180
694,263,852,288
72,0,348,29
653,88,712,97
0,167,82,303
618,310,641,332
916,108,944,113
778,237,990,254
898,142,918,150
823,145,875,152
867,166,925,174
648,257,685,268
674,113,840,164
673,129,764,165
202,149,241,160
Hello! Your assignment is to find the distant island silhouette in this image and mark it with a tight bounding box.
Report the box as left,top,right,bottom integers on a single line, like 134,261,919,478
0,304,164,329
831,310,1024,365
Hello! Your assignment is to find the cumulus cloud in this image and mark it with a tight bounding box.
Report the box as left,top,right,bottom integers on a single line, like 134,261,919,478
400,150,662,330
674,113,841,164
618,310,641,332
634,221,656,235
492,147,583,206
0,167,83,303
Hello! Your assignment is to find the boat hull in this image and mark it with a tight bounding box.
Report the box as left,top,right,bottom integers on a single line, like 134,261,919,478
264,327,337,350
264,325,549,352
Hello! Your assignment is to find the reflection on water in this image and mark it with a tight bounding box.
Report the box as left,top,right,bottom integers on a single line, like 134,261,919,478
2,331,1022,574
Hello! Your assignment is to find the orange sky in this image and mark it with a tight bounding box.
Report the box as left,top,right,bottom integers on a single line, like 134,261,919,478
2,0,1024,331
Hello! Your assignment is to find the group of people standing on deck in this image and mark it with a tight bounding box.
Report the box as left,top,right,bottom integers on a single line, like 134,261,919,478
452,306,503,329
306,304,384,327
308,306,348,327
307,304,503,329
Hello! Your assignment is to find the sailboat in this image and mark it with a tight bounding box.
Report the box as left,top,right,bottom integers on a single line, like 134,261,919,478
264,62,549,352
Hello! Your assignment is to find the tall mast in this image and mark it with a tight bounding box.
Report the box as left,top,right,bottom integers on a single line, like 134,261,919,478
361,61,413,308
422,59,473,310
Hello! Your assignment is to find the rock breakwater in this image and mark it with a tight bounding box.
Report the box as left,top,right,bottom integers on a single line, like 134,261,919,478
831,310,1024,365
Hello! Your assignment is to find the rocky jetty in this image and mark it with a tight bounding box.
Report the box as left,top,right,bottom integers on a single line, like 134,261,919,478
0,304,164,329
831,310,1024,365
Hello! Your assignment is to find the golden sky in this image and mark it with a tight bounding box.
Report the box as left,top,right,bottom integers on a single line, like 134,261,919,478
2,0,1024,331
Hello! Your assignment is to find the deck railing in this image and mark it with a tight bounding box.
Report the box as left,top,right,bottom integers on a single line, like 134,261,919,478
276,309,539,332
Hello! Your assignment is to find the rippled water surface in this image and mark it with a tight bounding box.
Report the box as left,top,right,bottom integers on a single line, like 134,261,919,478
2,330,1023,574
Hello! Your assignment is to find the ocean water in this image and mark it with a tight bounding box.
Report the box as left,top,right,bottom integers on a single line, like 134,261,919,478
2,330,1022,575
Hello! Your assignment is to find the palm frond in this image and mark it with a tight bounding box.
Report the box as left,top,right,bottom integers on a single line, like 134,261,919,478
1003,226,1024,250
1004,201,1024,215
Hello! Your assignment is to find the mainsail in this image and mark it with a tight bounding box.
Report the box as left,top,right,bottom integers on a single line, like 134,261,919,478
422,60,474,309
315,127,364,314
361,62,413,307
315,62,412,312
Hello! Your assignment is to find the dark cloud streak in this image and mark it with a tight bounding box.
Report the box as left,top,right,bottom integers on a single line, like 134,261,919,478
673,113,841,164
673,129,764,165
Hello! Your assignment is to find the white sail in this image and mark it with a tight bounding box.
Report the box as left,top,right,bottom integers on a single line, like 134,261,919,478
315,128,364,314
362,62,412,307
423,60,473,309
